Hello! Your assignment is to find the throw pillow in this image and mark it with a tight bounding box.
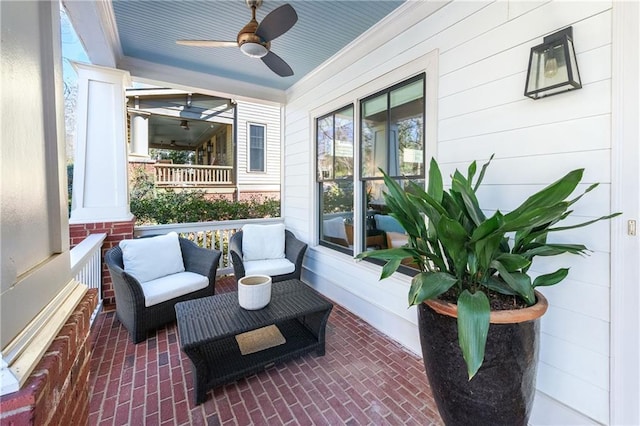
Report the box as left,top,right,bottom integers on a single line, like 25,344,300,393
119,232,185,283
242,223,286,261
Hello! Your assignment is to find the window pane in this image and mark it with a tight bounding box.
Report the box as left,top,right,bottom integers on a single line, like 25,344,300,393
361,94,387,178
390,79,424,177
334,107,354,178
365,178,424,270
249,125,265,171
316,106,354,254
317,116,333,180
317,107,354,181
320,180,354,252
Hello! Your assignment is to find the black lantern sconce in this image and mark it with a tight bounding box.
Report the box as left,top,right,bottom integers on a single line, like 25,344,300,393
206,143,212,153
524,27,582,99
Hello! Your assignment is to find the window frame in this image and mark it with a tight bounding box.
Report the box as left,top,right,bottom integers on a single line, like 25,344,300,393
312,50,438,269
247,122,266,173
359,72,426,182
357,73,426,274
316,104,355,254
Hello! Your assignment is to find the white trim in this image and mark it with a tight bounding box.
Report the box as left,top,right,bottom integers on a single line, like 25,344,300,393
62,0,121,68
610,1,640,425
1,280,88,395
247,122,267,173
119,56,286,105
69,63,133,224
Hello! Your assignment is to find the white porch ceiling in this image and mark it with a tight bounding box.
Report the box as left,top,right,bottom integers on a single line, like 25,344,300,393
65,0,406,102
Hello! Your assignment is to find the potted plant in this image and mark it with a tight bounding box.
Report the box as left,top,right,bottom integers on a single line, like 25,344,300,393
357,156,619,425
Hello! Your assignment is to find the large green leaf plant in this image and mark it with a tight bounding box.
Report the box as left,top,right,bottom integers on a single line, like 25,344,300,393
357,156,619,379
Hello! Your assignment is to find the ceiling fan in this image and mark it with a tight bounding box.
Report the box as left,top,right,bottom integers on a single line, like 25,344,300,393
176,0,298,77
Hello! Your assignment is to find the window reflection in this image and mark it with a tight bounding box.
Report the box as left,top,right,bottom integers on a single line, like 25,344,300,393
361,76,424,179
360,74,425,269
365,179,424,260
317,106,354,253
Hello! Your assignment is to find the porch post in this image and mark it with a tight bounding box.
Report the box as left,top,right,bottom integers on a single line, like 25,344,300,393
69,63,133,224
128,109,151,160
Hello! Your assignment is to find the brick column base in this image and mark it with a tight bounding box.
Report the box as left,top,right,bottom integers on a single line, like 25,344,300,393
0,290,98,425
70,218,135,308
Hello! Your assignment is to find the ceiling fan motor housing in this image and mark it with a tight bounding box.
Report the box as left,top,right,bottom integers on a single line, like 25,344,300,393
237,1,270,57
245,0,263,8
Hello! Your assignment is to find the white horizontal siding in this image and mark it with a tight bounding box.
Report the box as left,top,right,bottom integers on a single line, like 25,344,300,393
537,360,610,423
439,114,611,164
284,1,615,423
439,9,612,97
235,101,281,193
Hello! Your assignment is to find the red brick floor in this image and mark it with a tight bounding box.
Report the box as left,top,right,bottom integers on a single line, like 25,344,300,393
88,276,443,425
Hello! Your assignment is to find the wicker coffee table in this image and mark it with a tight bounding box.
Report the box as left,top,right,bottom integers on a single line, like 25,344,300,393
175,279,333,404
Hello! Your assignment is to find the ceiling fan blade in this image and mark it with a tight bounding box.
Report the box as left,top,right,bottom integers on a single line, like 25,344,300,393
261,51,293,77
255,4,297,42
176,40,238,47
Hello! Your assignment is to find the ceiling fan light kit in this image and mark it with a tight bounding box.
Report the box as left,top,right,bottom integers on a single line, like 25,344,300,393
176,0,297,77
240,42,268,58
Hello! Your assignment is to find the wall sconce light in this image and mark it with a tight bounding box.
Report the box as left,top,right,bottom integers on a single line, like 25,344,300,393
180,120,189,130
207,143,212,153
524,27,581,99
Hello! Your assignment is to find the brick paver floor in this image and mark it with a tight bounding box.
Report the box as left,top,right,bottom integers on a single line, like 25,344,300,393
88,276,443,425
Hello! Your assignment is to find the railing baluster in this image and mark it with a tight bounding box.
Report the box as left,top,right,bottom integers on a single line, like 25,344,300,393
154,164,234,187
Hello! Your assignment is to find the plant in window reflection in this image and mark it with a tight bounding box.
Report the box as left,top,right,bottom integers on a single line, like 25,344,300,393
322,180,354,214
356,155,620,378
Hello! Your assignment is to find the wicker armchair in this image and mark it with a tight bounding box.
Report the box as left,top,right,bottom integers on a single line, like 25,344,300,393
105,237,221,343
229,229,307,282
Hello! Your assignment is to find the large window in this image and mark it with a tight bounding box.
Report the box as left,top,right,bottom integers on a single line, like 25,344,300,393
248,123,265,172
359,74,425,260
314,74,425,266
317,106,354,253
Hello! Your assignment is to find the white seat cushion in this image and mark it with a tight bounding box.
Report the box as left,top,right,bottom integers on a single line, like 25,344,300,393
242,223,286,261
119,232,185,283
243,258,295,277
140,271,209,307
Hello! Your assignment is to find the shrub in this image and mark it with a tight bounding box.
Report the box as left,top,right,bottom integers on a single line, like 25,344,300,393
129,166,280,225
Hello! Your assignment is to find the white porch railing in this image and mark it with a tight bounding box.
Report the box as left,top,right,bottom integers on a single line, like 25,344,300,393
70,232,107,325
154,164,234,187
135,218,283,276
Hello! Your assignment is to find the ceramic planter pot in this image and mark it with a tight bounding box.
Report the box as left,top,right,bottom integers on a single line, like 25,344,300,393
238,274,272,310
418,291,548,426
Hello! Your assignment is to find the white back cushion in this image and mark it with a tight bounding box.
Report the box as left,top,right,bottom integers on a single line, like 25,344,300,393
119,232,185,282
242,223,286,261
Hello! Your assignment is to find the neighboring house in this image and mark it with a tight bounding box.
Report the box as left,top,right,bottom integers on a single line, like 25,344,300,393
126,88,281,201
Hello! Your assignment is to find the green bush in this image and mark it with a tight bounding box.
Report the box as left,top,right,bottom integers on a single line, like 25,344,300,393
129,166,280,225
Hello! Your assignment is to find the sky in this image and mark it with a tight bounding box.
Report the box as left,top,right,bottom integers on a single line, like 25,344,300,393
60,6,90,86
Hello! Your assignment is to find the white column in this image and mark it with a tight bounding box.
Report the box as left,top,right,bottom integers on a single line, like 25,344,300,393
69,63,133,224
128,109,151,160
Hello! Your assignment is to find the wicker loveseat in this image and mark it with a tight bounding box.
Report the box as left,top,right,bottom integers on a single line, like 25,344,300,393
105,233,221,343
229,224,307,283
